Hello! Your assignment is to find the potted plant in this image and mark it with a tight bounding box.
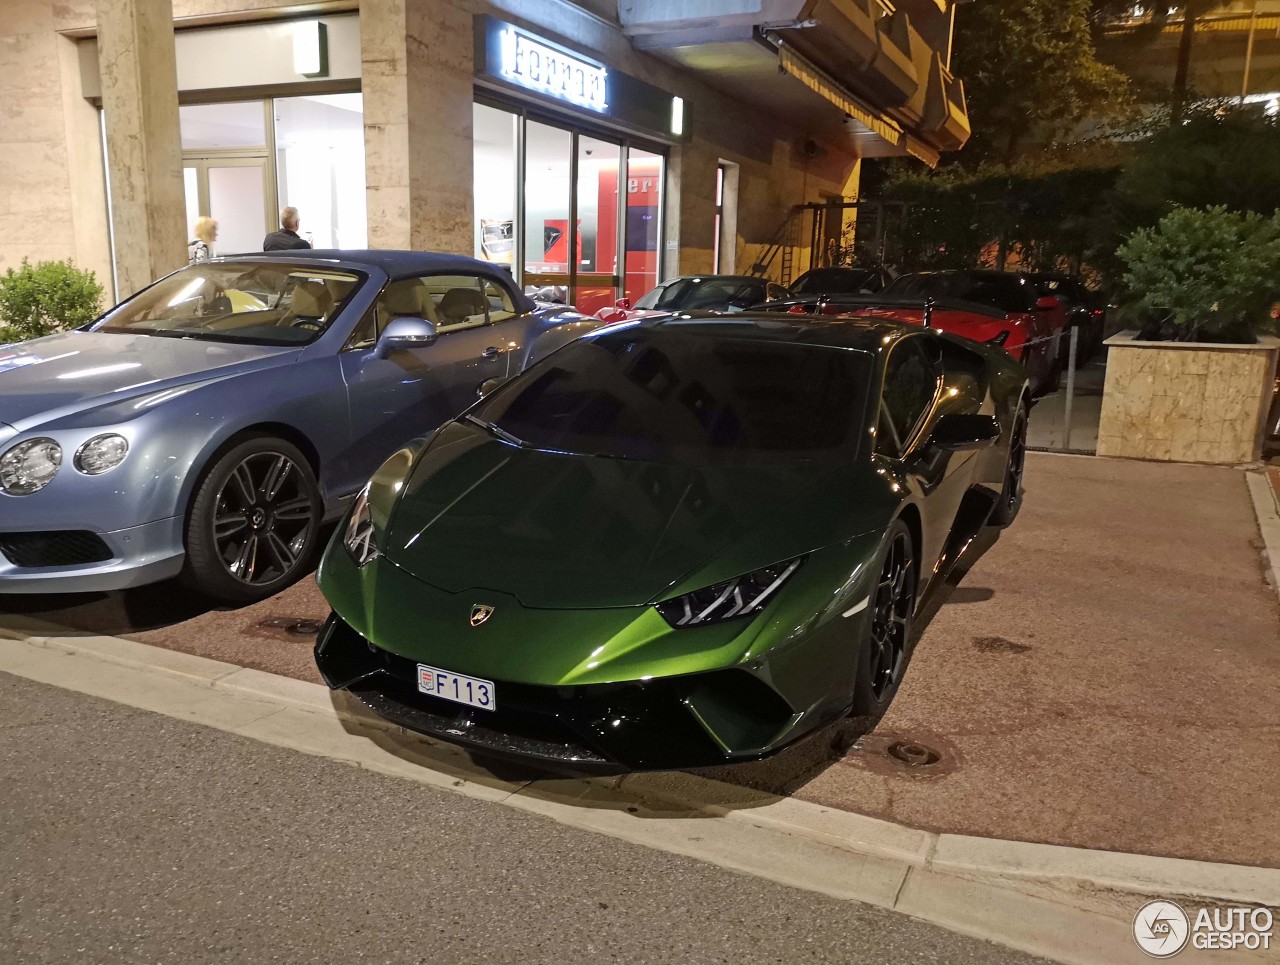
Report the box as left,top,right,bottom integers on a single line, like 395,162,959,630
1097,206,1280,463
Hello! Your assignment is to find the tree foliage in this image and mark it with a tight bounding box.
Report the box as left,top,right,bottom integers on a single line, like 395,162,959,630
0,259,104,344
1117,206,1280,341
952,0,1132,162
1116,106,1280,222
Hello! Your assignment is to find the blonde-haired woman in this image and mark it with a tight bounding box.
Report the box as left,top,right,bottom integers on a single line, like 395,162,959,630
188,217,218,264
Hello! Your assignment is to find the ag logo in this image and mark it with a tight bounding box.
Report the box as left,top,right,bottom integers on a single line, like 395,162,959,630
469,604,495,627
1134,900,1190,958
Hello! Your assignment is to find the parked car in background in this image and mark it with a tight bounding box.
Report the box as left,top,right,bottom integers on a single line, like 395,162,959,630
759,269,1066,397
0,251,599,601
1024,272,1105,364
789,266,894,295
595,275,791,323
315,312,1030,770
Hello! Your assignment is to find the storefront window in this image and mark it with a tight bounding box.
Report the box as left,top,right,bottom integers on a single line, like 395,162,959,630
625,148,664,303
472,101,667,311
177,94,367,257
179,102,266,150
523,120,573,303
274,93,367,249
473,103,518,268
575,134,620,316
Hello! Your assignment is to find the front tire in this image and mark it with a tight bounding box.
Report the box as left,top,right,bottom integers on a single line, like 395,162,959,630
181,435,321,603
851,519,917,718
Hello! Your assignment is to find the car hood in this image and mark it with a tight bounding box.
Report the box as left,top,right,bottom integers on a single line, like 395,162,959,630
382,421,859,609
0,331,296,430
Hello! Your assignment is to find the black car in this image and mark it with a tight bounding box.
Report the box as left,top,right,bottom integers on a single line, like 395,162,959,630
1024,273,1105,364
789,266,894,296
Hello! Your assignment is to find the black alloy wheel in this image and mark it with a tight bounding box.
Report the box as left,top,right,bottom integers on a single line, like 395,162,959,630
182,435,321,603
852,519,917,717
991,405,1027,526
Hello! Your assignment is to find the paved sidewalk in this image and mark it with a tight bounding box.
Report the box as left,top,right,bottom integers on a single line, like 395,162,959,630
1028,357,1106,452
781,453,1280,866
4,453,1277,867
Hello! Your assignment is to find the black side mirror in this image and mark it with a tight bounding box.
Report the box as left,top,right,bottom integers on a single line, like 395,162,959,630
931,413,1001,451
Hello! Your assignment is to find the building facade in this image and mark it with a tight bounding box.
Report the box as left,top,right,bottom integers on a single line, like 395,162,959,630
0,0,969,307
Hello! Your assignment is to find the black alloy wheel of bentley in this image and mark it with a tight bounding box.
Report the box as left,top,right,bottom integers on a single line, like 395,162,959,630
212,451,315,586
183,435,322,603
868,528,916,701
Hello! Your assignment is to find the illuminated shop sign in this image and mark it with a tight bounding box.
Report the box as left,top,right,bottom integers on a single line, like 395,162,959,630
499,27,608,113
476,16,687,139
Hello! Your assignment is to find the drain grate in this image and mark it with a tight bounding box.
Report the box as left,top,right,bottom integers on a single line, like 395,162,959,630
885,740,942,767
256,616,324,637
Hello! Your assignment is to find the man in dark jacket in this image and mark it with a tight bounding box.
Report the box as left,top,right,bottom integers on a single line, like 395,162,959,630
263,207,312,251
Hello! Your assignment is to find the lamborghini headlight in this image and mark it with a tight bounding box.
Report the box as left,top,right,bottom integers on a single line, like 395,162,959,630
0,437,62,495
344,484,380,567
656,557,805,628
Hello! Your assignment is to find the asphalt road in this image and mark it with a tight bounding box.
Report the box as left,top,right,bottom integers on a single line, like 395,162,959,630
0,673,1050,965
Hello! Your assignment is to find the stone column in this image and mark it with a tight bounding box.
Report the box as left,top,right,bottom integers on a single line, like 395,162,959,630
362,0,473,254
95,0,184,296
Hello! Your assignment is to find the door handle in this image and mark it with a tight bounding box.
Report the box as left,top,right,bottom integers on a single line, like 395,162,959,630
481,346,502,360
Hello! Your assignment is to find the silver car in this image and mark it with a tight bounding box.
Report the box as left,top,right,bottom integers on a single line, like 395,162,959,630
0,251,600,601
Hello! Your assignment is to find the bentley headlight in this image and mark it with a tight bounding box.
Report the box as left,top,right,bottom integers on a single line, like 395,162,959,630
74,433,129,475
656,557,804,628
0,438,63,495
344,484,380,567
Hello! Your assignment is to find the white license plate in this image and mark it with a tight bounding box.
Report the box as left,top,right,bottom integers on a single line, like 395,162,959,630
417,663,496,712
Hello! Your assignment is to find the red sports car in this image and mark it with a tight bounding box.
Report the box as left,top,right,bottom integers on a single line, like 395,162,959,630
762,270,1066,397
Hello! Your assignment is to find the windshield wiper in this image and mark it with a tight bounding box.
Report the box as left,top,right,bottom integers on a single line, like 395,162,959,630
465,414,530,448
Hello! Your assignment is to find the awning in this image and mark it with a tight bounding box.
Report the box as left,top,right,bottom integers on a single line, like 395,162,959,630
776,42,940,166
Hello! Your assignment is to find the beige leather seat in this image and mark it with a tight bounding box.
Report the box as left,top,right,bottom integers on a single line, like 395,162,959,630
380,279,438,324
289,279,334,322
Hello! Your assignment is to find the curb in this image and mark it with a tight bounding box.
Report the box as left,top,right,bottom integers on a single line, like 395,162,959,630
1246,469,1280,600
2,629,1277,964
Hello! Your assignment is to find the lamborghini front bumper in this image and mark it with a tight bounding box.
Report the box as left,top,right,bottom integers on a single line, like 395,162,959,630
315,611,799,771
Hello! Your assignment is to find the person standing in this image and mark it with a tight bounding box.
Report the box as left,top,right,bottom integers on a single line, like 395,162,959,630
188,217,218,264
263,207,312,251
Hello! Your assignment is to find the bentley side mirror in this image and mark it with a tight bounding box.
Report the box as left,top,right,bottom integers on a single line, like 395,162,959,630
1035,296,1060,311
615,297,632,310
931,413,1001,451
377,316,438,356
477,377,507,398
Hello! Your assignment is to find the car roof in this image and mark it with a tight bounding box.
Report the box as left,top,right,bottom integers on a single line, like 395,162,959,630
663,274,769,284
633,311,917,352
896,269,1026,282
220,249,519,281
797,267,875,276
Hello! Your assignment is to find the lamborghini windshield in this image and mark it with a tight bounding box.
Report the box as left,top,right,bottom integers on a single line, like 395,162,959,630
96,262,363,346
471,326,873,466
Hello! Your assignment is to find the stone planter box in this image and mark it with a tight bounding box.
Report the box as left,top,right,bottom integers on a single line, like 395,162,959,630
1096,332,1280,464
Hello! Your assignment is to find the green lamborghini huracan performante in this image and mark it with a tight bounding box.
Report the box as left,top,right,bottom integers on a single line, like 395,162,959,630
315,313,1030,770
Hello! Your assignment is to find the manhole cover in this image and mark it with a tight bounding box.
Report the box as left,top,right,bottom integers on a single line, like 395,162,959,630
256,616,323,637
885,740,942,767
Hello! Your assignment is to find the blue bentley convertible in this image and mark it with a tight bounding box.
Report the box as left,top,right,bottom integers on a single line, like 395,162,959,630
0,251,598,601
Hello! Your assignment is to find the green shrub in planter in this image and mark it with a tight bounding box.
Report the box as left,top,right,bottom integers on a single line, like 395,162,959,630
0,258,104,344
1116,206,1280,343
